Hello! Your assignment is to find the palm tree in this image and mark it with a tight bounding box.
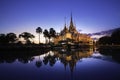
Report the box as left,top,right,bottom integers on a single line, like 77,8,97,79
36,27,42,44
43,29,49,44
6,33,17,43
49,28,56,43
19,32,35,44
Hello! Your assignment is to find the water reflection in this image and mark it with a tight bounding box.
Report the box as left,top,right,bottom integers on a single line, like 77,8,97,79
0,49,50,64
0,48,120,80
98,47,120,63
0,47,120,65
55,48,93,72
34,48,93,72
0,48,93,68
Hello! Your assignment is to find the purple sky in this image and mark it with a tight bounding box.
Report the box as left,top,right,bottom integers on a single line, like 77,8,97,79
0,0,120,35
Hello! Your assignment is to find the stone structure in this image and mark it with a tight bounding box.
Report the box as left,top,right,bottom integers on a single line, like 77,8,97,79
54,14,93,45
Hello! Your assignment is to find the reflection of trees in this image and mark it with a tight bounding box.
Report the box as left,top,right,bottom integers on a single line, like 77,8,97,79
0,54,16,63
35,55,42,68
0,49,49,64
0,49,93,72
0,55,16,63
42,52,57,67
18,57,34,64
49,55,56,66
0,54,34,64
36,60,42,68
42,49,93,72
98,47,120,63
43,56,49,65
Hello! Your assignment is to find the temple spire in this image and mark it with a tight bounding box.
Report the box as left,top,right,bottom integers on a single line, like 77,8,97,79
69,13,77,33
69,12,75,32
70,12,73,27
64,17,66,27
63,17,68,33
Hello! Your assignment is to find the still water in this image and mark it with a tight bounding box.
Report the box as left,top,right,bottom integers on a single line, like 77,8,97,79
0,48,120,80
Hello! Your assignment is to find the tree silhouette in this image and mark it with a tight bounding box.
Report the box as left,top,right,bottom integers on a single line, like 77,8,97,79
49,28,56,43
19,32,35,44
98,36,111,45
0,34,7,44
43,29,49,44
111,29,120,44
6,33,17,43
36,27,42,44
98,29,120,45
50,28,56,38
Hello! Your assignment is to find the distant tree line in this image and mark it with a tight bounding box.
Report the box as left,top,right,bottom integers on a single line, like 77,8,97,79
0,32,35,45
0,27,57,45
98,29,120,45
1,26,119,46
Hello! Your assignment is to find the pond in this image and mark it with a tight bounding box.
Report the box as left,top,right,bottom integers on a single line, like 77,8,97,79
0,48,120,80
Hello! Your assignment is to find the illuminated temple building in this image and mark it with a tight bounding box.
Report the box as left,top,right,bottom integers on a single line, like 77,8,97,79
54,15,93,45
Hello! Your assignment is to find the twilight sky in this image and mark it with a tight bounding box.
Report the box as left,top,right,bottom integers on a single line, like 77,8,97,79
0,0,120,35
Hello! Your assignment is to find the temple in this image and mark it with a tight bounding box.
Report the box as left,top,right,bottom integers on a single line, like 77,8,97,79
54,14,93,45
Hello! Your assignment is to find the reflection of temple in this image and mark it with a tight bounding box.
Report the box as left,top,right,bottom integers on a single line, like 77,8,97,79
34,48,93,72
52,48,93,72
54,14,93,45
